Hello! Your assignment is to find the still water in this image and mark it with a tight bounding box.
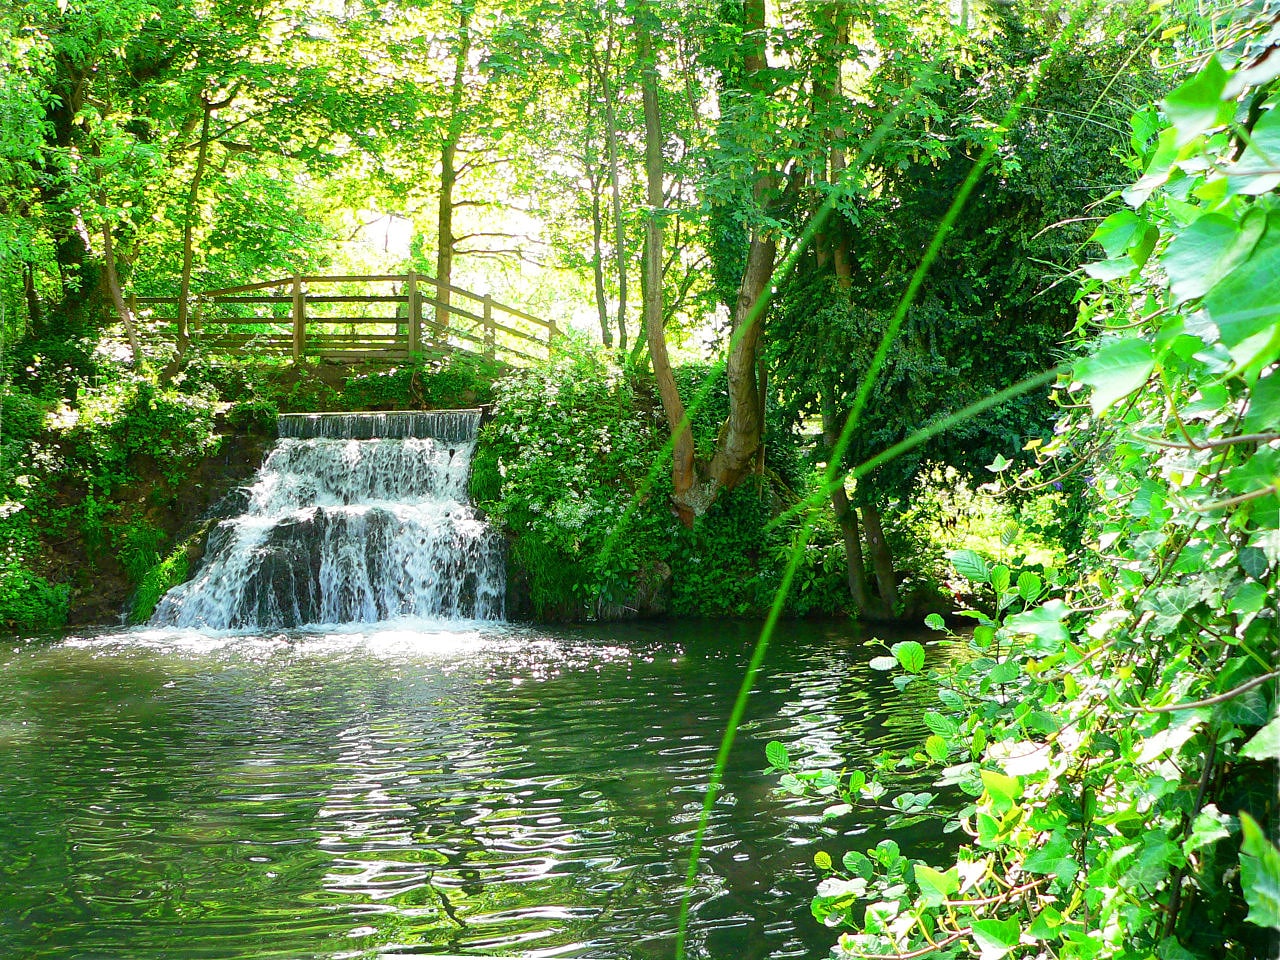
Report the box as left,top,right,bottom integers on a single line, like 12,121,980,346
0,619,943,959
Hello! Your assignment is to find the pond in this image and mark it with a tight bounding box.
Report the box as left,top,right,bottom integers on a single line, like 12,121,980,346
0,618,944,959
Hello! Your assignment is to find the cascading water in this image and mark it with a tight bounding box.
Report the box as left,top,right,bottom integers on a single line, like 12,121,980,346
150,410,504,629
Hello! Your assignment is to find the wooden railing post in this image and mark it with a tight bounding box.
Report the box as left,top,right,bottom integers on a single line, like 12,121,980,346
482,294,495,360
407,271,421,356
291,273,305,361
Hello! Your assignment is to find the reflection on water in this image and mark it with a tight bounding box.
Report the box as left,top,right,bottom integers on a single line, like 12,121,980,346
0,619,945,959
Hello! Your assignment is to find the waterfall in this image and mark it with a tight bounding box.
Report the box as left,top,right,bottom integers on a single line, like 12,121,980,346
150,410,505,629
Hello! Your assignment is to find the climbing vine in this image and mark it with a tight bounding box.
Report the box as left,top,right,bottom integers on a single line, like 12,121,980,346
773,18,1280,960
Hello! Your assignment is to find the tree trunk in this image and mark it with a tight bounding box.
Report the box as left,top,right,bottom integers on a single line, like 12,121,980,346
100,216,142,366
23,264,41,332
599,22,628,351
636,2,697,524
821,403,893,619
178,93,226,347
436,9,472,332
584,69,611,347
692,0,776,503
860,499,901,613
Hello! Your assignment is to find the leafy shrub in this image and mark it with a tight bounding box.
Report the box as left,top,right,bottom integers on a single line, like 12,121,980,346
342,353,499,410
0,518,68,631
473,350,675,618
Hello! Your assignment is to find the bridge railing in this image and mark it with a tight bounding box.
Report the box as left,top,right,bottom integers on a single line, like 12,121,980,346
132,273,559,365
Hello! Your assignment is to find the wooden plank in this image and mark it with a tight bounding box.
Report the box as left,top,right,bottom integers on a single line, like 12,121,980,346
206,295,296,305
407,271,420,356
201,277,293,296
299,274,405,284
294,295,406,304
200,317,291,326
291,274,304,361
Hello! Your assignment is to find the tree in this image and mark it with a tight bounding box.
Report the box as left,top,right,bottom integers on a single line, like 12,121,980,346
771,2,1157,617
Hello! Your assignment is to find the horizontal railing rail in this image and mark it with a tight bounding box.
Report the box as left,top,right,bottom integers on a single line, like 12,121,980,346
127,272,559,366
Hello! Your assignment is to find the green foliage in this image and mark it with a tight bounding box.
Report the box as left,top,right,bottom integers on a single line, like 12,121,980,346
472,350,675,618
0,517,68,632
776,28,1280,960
341,354,499,411
127,543,189,625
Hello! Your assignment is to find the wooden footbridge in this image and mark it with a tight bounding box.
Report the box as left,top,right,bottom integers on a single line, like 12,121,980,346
133,272,559,365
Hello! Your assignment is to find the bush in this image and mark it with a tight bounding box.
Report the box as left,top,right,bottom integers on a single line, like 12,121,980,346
0,517,68,631
128,544,190,624
473,350,675,618
342,353,500,410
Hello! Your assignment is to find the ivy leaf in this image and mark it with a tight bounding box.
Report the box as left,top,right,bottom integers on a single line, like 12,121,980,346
1228,104,1280,196
1241,716,1280,761
949,549,990,584
1184,805,1235,853
1159,212,1256,303
1076,338,1155,414
766,740,790,770
1091,209,1143,258
1024,833,1078,880
892,641,926,674
971,918,1022,960
1203,236,1280,371
1243,370,1279,434
1161,54,1232,145
1240,812,1280,930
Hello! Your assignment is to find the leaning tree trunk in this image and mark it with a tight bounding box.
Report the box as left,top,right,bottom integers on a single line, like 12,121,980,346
636,3,698,523
100,216,142,366
822,403,886,618
860,499,901,613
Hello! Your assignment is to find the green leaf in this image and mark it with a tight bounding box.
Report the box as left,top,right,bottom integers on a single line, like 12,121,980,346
1244,370,1280,434
870,655,898,671
1203,236,1280,371
1076,338,1155,414
924,711,959,737
1017,571,1043,601
1024,833,1078,880
981,769,1022,815
914,864,959,906
971,917,1022,959
814,849,832,870
1184,805,1234,853
925,734,949,762
949,549,990,584
1229,104,1280,196
1091,209,1143,258
766,740,790,770
1240,812,1280,930
924,613,946,631
843,850,874,878
1241,716,1280,761
1160,213,1249,303
990,565,1011,596
1161,55,1232,145
1004,599,1070,653
892,640,926,674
